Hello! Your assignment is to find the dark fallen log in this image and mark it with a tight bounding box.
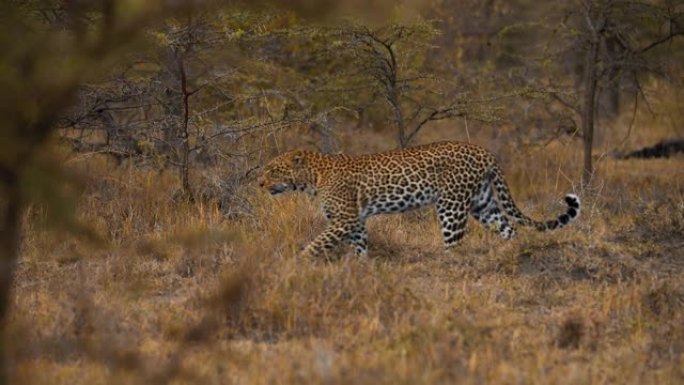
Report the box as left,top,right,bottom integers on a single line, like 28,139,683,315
620,138,684,159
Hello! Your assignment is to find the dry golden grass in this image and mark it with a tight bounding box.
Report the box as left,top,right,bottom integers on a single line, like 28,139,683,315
7,102,684,384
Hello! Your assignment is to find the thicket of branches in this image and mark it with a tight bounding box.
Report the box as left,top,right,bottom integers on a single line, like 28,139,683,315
56,1,684,199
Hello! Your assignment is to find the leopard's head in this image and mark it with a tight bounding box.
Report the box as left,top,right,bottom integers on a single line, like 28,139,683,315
258,150,316,196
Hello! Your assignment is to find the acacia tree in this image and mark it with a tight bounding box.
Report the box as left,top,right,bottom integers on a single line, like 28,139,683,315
326,21,501,148
62,9,309,203
527,0,684,186
579,0,682,185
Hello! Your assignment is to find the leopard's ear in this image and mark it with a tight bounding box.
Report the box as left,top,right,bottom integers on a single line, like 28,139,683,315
291,151,307,167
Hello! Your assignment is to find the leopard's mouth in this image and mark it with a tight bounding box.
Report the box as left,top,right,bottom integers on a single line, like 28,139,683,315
268,183,290,195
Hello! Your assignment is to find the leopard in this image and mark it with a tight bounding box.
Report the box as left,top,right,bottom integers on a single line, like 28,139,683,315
257,141,580,258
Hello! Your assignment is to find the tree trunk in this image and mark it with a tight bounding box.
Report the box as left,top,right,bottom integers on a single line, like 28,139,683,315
387,87,407,148
178,54,194,202
605,36,621,117
160,48,183,163
606,84,620,117
582,24,601,187
313,120,338,154
379,39,406,148
0,181,22,385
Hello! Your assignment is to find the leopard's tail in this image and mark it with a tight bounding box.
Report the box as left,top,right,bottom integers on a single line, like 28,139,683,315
490,166,580,231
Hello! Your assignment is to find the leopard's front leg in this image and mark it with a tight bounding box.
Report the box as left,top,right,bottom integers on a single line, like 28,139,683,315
300,218,367,259
299,221,348,259
301,186,365,259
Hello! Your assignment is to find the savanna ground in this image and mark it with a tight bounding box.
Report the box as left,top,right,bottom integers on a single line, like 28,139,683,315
7,94,684,385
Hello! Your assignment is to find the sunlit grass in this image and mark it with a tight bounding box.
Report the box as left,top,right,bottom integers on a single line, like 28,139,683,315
8,113,684,384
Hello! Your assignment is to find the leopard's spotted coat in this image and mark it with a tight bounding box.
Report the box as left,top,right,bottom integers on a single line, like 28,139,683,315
258,141,580,258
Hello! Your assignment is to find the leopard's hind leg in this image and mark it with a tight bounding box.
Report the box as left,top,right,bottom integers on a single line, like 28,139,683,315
470,171,516,239
436,197,469,248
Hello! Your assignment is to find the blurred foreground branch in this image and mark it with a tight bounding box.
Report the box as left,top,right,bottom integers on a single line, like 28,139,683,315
0,1,225,382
